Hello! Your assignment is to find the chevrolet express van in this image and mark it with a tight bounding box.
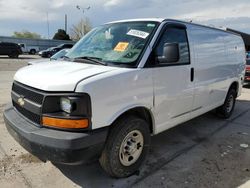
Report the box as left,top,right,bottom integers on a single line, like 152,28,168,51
4,18,246,178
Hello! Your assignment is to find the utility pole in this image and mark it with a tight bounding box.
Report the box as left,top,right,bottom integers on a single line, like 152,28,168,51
76,5,90,35
46,12,50,39
65,14,68,33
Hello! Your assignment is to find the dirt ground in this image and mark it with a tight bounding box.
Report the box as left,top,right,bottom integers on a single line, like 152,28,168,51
1,55,250,188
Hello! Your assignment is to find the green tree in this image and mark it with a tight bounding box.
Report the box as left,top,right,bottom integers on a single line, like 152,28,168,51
12,30,41,39
53,29,70,40
70,18,92,41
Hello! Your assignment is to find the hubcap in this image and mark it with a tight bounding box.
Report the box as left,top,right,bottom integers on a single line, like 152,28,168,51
119,130,144,166
226,95,234,113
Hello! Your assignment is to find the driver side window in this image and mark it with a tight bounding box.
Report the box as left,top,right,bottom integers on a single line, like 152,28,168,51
155,27,190,64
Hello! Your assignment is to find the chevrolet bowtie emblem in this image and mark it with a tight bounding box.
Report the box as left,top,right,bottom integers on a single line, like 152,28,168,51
17,97,25,106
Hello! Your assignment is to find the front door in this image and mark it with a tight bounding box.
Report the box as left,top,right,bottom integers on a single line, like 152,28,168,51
150,24,194,133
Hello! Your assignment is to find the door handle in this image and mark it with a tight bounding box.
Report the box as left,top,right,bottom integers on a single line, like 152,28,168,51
191,67,194,82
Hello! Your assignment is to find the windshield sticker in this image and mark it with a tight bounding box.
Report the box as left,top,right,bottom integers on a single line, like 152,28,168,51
147,23,155,27
127,29,149,39
114,42,129,52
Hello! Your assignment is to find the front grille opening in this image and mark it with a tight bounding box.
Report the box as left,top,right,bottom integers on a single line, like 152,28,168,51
13,101,41,124
12,83,44,104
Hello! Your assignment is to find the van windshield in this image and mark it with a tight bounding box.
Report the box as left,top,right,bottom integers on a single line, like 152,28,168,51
66,21,158,67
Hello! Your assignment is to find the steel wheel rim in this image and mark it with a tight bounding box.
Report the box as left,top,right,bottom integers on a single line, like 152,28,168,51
119,130,144,166
226,95,234,113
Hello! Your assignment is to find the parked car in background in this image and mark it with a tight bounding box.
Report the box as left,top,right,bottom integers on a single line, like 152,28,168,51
246,51,250,59
39,43,73,58
28,49,70,65
18,43,39,54
244,58,250,84
0,42,22,58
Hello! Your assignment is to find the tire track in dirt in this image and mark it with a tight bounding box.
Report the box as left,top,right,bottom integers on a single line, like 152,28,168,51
132,107,250,187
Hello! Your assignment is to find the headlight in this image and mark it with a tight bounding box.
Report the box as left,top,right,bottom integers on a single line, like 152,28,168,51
60,97,73,113
42,94,91,130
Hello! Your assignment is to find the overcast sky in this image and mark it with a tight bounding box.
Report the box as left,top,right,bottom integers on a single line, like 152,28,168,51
0,0,250,38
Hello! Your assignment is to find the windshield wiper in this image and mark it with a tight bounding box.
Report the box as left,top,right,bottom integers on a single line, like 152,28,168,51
61,55,73,61
73,56,107,66
62,55,70,59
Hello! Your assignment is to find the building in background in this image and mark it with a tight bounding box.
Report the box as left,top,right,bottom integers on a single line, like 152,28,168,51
0,36,75,52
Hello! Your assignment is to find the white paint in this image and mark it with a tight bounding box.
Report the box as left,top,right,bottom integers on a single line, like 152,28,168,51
14,61,118,91
13,19,246,135
127,29,149,39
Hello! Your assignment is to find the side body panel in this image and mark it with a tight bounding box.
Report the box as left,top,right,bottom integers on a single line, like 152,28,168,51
0,43,9,55
187,24,245,119
0,43,4,55
151,65,194,134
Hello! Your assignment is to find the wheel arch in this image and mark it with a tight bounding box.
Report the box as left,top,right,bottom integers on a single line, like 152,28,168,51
229,81,239,96
109,106,155,134
30,49,36,54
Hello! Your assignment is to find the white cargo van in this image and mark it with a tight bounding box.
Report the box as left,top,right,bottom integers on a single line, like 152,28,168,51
4,18,246,178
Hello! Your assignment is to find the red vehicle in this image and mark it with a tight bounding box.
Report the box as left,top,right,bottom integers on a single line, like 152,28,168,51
245,58,250,84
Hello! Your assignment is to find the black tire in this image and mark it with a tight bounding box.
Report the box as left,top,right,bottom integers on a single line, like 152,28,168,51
99,115,150,178
8,53,18,58
30,49,36,55
216,89,237,118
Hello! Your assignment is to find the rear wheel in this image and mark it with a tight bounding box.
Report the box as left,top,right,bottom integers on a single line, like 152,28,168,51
216,89,236,118
99,116,150,178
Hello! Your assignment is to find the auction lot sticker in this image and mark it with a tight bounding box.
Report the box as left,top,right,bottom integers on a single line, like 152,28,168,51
114,42,129,52
127,29,149,39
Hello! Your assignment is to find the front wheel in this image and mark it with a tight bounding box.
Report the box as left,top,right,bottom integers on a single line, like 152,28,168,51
216,89,236,118
99,116,150,178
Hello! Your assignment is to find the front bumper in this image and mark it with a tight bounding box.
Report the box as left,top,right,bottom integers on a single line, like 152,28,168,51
3,105,108,164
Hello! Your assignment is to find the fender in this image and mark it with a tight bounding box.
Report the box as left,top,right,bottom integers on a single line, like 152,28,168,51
106,104,156,134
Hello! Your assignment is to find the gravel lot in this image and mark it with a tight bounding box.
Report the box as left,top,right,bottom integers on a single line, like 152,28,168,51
1,55,250,188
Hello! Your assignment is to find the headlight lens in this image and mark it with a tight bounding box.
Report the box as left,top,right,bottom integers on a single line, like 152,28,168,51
60,97,72,113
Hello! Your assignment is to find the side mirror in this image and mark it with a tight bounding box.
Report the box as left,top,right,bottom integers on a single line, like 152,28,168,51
157,43,179,63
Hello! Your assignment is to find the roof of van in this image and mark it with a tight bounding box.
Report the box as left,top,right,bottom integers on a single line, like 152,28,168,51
106,18,165,24
106,18,228,30
106,18,242,37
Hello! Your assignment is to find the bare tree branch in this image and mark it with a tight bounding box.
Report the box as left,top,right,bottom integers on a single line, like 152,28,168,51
70,18,92,41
